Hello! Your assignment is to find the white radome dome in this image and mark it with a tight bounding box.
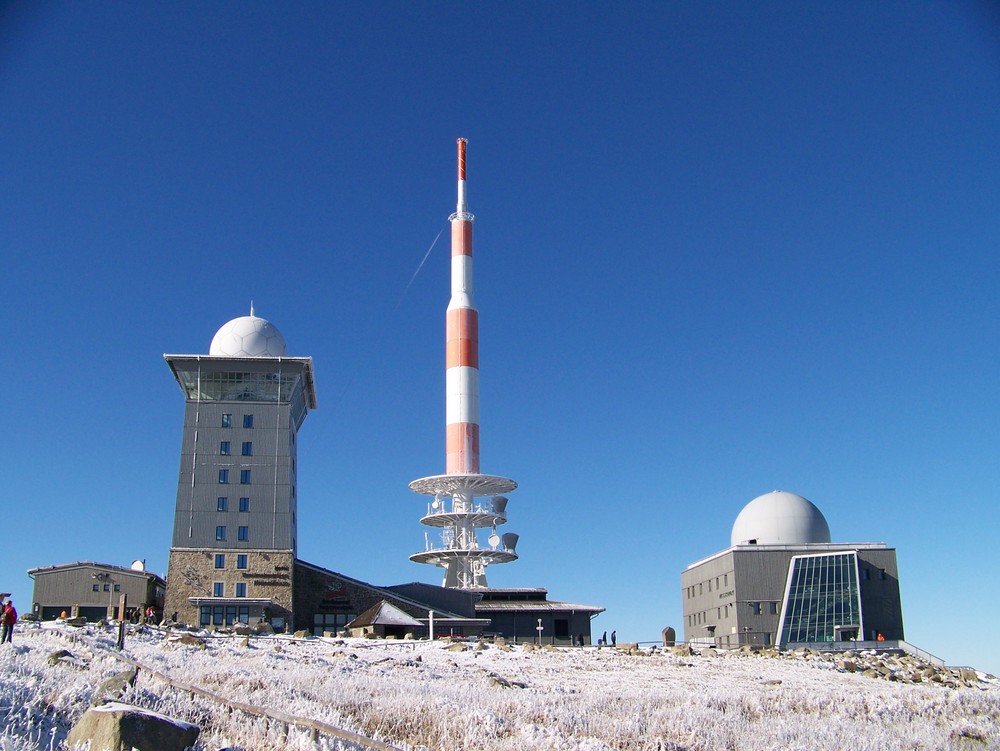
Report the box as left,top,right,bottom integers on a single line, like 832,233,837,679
209,315,287,358
731,490,831,546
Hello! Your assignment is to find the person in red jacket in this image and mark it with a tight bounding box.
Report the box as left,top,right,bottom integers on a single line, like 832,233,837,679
1,600,17,644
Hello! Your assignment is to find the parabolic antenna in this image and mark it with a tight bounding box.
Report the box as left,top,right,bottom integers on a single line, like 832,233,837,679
130,559,146,571
488,533,500,548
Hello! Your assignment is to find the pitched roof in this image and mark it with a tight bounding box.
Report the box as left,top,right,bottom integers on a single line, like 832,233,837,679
347,600,422,629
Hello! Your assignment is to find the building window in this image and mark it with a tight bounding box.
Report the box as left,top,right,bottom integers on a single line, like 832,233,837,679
92,584,99,592
219,469,229,484
879,569,886,580
751,602,762,615
220,441,231,456
235,583,247,598
769,602,778,615
217,497,228,512
237,554,248,570
239,497,250,512
103,584,110,592
240,469,251,484
724,573,728,586
242,441,252,456
113,584,121,592
222,413,232,428
216,526,227,541
243,414,254,429
213,582,224,597
215,554,225,569
238,526,249,541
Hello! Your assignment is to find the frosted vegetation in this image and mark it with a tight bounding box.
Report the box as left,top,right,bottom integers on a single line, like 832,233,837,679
1,622,998,751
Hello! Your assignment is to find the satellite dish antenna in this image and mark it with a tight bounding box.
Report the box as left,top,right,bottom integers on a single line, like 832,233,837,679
431,499,440,510
488,532,500,549
130,559,146,572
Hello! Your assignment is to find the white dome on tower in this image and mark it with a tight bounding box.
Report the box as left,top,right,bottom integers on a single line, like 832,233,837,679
730,490,831,546
209,314,287,358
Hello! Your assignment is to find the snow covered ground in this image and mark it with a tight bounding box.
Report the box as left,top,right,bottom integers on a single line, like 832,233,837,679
1,622,998,751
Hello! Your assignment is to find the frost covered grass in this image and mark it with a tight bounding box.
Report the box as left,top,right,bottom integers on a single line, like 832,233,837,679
3,622,999,750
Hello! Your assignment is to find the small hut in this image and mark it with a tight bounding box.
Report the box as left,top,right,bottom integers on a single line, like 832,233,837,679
345,600,422,639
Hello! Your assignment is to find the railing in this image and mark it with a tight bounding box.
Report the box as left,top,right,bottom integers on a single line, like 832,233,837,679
782,639,944,666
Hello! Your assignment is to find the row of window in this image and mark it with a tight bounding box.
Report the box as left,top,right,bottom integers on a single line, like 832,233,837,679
220,441,253,456
216,525,250,541
212,581,248,598
217,497,252,512
686,601,779,627
685,572,730,599
218,469,252,484
214,554,249,570
92,583,121,592
310,612,357,635
221,414,254,429
201,604,250,627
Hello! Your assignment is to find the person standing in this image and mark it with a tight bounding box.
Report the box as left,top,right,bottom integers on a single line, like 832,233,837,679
611,630,616,647
1,600,18,644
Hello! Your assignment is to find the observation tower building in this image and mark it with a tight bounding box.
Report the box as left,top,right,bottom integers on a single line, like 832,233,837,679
409,139,520,589
163,311,317,628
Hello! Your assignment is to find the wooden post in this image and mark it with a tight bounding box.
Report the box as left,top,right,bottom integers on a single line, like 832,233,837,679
116,594,128,650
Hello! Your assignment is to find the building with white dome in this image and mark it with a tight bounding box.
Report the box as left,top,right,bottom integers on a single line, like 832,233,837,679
163,312,317,628
681,490,904,649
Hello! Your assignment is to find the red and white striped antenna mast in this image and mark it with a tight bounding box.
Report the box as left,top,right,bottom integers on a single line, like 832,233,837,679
409,138,519,589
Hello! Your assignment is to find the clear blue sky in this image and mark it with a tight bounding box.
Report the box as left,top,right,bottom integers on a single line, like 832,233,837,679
2,2,998,673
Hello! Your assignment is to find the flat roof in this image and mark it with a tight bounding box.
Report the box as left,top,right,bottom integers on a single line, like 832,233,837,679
475,600,605,614
685,541,891,571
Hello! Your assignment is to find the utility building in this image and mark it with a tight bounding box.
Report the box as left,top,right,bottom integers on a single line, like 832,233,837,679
29,561,165,622
682,491,904,649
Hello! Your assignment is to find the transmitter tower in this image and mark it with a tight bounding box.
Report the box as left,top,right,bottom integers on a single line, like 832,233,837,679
409,139,519,589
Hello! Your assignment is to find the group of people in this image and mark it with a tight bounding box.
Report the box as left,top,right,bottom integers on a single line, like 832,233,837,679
124,606,159,624
597,630,616,647
1,599,17,644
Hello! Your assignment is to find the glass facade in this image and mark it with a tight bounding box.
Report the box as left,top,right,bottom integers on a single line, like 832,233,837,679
778,552,862,644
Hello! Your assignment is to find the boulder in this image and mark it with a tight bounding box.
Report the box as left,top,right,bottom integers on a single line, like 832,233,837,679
65,702,199,751
253,621,274,635
171,633,206,649
233,625,253,636
293,629,310,639
670,645,693,657
47,649,76,667
91,670,138,707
